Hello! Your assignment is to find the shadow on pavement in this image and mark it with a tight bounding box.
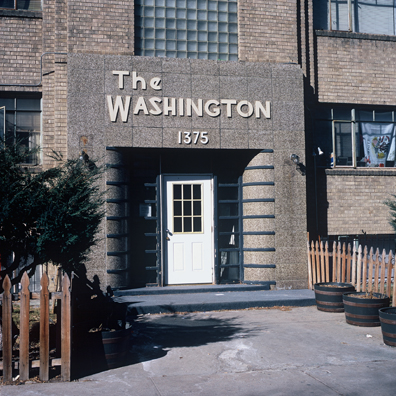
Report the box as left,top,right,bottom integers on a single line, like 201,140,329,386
125,312,255,366
72,310,255,379
70,267,255,380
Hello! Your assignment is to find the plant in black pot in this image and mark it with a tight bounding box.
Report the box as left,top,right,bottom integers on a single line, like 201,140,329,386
314,282,356,312
87,287,131,370
72,272,131,377
379,306,396,346
343,290,390,327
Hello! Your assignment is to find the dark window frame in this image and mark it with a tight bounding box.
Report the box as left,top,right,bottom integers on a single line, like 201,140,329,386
314,0,396,36
0,0,42,11
315,105,396,168
0,94,42,165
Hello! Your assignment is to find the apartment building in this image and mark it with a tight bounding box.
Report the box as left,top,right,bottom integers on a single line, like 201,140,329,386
309,0,396,253
2,0,393,291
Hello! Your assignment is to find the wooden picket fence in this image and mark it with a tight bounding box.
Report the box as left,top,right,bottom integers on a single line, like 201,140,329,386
0,272,71,382
307,239,396,306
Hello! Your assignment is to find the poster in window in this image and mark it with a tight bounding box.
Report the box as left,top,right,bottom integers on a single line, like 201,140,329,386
361,123,395,167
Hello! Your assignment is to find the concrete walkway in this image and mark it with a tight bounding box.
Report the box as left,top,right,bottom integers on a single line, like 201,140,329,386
2,301,396,395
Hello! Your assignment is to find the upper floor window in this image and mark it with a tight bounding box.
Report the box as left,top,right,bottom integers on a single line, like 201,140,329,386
314,0,396,36
135,0,238,60
0,95,41,165
0,0,42,11
315,107,396,168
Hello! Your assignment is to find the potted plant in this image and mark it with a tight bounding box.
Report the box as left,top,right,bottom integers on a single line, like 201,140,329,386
314,282,355,312
343,291,390,327
72,276,132,375
379,307,396,346
87,290,131,370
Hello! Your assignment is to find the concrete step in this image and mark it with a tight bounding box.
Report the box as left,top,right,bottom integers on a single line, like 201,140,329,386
114,283,273,297
114,288,316,315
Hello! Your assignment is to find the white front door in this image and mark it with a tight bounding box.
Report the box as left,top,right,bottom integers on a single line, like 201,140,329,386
164,175,214,285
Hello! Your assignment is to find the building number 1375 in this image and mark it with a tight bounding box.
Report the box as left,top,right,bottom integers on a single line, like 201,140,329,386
178,131,209,145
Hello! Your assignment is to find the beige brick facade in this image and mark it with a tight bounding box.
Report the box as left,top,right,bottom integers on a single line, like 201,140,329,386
6,0,396,288
326,170,396,236
0,14,43,88
239,0,299,64
0,1,309,290
67,0,134,55
0,6,68,168
316,33,396,106
0,0,303,167
302,3,396,241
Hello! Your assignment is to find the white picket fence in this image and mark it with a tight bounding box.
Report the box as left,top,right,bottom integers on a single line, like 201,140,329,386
307,240,395,305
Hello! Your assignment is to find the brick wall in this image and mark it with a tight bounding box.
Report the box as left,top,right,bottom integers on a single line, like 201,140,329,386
41,0,68,167
0,7,68,168
0,13,43,89
316,32,396,106
67,0,134,55
238,0,299,64
326,170,396,235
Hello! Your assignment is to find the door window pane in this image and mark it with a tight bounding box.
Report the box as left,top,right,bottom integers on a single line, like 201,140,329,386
193,217,202,232
173,184,182,199
193,184,201,199
183,200,192,215
183,184,191,199
174,217,182,232
184,217,192,232
193,201,201,215
173,183,203,233
174,200,182,216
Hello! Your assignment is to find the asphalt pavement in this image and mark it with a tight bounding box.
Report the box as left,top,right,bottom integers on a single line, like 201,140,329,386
2,295,396,395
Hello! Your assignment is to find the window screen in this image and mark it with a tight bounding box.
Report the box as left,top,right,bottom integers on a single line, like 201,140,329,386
135,0,238,60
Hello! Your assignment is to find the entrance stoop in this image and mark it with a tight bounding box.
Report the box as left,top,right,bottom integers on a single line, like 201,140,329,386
113,283,275,297
113,285,316,315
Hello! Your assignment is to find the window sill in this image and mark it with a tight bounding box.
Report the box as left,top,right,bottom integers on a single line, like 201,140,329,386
0,9,42,18
315,30,396,43
325,168,396,176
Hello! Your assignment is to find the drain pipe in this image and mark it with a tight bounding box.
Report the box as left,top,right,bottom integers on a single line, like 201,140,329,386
0,52,67,87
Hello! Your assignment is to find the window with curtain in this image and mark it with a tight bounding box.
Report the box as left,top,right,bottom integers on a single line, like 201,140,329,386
135,0,238,60
0,0,42,11
314,0,396,35
315,107,396,168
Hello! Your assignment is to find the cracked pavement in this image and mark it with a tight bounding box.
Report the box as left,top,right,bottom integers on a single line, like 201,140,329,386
2,306,396,395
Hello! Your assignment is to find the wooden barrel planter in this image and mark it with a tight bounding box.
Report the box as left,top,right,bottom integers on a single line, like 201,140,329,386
101,328,131,369
379,307,396,347
343,292,390,327
314,282,355,312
